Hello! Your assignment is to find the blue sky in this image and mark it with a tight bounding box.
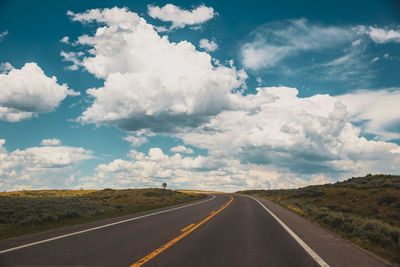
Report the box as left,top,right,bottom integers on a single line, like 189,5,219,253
0,0,399,191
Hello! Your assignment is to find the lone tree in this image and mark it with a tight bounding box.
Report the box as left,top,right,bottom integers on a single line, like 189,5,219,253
162,182,167,189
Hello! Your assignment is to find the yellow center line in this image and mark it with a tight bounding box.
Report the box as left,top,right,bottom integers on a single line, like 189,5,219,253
130,196,234,267
210,211,215,215
180,223,195,232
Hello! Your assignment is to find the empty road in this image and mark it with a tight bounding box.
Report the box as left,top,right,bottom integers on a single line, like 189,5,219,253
0,194,391,266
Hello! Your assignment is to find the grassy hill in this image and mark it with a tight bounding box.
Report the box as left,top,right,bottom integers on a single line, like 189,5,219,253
0,188,205,240
238,174,400,263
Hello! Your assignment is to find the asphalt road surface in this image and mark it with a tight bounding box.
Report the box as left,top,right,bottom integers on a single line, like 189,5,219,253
0,194,392,266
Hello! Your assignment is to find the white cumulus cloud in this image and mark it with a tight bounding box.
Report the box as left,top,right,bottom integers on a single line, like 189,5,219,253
123,135,148,147
79,147,324,191
178,87,400,179
367,26,400,43
336,89,400,140
60,36,70,44
0,139,93,191
170,145,194,154
199,38,218,52
72,86,400,191
56,9,400,191
65,7,246,132
147,4,216,30
0,62,13,74
0,62,79,122
41,138,62,146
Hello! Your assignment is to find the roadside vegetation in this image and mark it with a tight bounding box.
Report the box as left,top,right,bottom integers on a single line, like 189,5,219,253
0,188,205,240
238,174,400,264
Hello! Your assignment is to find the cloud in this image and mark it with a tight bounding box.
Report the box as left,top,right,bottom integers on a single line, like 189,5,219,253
147,4,216,30
66,7,246,132
0,62,79,122
239,20,397,85
60,51,81,70
67,9,105,23
178,87,400,179
371,57,380,63
0,31,8,41
0,139,93,191
80,85,400,190
367,26,400,43
12,146,92,169
60,36,70,44
241,19,355,70
123,135,148,147
352,39,362,46
0,139,6,153
60,51,86,71
170,145,194,154
79,147,328,191
316,43,372,84
336,88,400,140
70,86,400,191
57,9,400,190
199,38,218,52
41,138,62,146
0,107,34,122
0,62,13,74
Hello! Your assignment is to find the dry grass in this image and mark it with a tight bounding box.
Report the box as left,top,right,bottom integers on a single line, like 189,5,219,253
0,189,97,197
177,189,225,194
0,188,205,240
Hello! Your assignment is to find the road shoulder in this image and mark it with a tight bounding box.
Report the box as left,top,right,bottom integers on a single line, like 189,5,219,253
246,195,394,267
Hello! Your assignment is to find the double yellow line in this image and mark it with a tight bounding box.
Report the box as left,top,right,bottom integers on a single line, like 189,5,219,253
131,196,234,266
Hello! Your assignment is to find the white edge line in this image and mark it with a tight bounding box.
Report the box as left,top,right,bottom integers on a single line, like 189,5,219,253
0,195,216,254
246,195,330,267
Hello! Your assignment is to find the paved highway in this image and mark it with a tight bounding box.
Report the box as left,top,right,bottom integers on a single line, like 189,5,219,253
0,194,391,266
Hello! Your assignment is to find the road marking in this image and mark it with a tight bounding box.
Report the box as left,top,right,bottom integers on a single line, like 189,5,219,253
247,196,330,267
131,196,234,267
180,223,195,232
210,211,215,214
0,195,216,255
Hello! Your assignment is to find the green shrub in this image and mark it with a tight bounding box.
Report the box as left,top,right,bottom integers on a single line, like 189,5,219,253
143,191,161,197
378,195,398,205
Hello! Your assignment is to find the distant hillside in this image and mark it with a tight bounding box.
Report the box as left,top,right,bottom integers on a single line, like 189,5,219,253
238,174,400,264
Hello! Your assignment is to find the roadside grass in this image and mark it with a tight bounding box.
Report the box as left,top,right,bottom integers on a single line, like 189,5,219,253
0,188,205,240
177,189,225,194
238,174,400,264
